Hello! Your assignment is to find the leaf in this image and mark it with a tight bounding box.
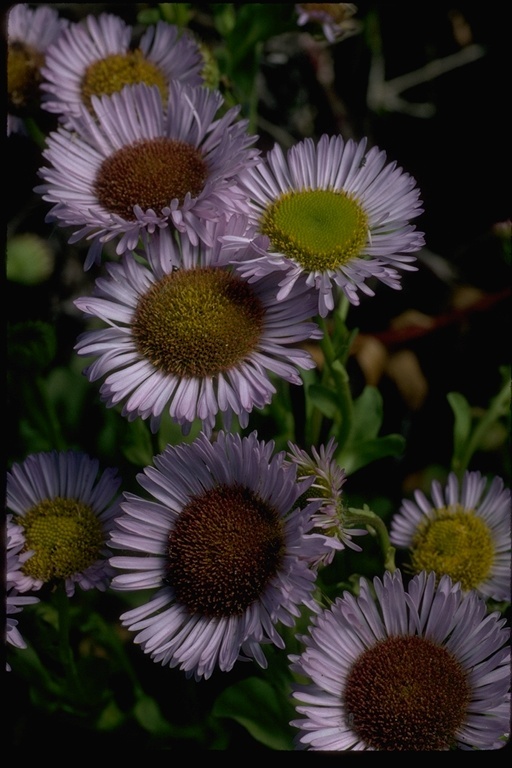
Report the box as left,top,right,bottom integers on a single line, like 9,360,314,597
447,391,472,462
212,676,295,751
308,383,340,419
350,385,384,441
337,434,405,475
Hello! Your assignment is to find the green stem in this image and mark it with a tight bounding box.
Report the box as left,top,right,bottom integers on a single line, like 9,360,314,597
346,505,396,572
455,379,510,477
55,582,85,702
318,316,354,452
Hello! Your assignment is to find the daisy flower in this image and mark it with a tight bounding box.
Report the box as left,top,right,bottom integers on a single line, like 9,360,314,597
109,430,330,680
73,217,322,435
40,12,204,124
286,437,367,566
390,471,511,602
295,3,359,43
289,569,511,751
35,81,260,269
5,515,39,670
221,133,425,316
6,3,68,135
6,450,123,597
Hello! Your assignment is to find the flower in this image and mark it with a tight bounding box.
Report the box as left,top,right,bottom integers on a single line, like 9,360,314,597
73,218,322,435
40,12,204,124
109,430,329,681
221,133,425,316
289,569,511,751
286,437,367,566
6,3,69,135
5,515,39,669
390,471,511,602
295,3,359,43
6,450,122,597
35,81,260,269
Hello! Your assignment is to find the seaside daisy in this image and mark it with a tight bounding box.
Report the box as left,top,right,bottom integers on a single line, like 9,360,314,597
5,515,39,669
109,430,330,680
73,218,322,435
40,12,204,124
221,133,425,316
6,3,68,135
390,471,511,602
6,450,123,597
286,437,367,566
289,569,511,751
295,3,359,43
35,81,260,269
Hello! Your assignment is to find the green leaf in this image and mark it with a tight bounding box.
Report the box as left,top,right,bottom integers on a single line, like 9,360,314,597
308,383,340,419
213,676,294,750
447,391,472,462
337,434,405,475
351,385,384,441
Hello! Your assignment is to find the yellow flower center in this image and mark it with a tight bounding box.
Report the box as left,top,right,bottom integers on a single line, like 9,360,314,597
132,267,265,378
8,40,45,115
81,50,168,112
94,137,208,219
344,634,470,750
165,483,285,616
410,505,495,591
260,188,369,272
19,497,105,582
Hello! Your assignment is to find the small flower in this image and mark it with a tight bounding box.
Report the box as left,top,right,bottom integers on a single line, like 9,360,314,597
286,437,366,565
5,515,39,669
74,218,322,435
295,3,359,43
6,450,122,597
390,471,511,602
6,3,69,135
222,133,425,316
40,12,204,124
35,81,260,269
109,430,328,680
289,570,511,750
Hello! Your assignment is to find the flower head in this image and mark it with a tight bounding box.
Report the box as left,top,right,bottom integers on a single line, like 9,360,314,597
222,133,424,316
35,81,260,269
5,515,39,669
286,437,366,566
295,3,359,43
74,218,322,435
390,471,511,602
40,12,204,124
109,430,329,680
290,569,511,751
6,450,122,597
7,3,69,135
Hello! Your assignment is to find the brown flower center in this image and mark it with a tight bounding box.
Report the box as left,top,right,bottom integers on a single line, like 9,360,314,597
343,634,470,750
165,483,285,616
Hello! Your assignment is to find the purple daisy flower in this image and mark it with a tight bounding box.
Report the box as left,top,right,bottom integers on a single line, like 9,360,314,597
73,218,322,435
295,3,359,43
290,570,511,750
6,3,69,135
221,133,425,316
5,515,39,670
286,437,367,566
6,450,122,597
40,12,204,124
109,430,329,680
390,471,511,602
35,81,260,269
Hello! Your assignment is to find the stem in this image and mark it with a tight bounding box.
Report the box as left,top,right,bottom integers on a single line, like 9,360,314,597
455,379,511,476
55,582,85,702
318,316,354,452
346,505,396,572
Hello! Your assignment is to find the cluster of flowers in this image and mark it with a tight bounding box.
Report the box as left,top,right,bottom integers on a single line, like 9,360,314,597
5,3,511,752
